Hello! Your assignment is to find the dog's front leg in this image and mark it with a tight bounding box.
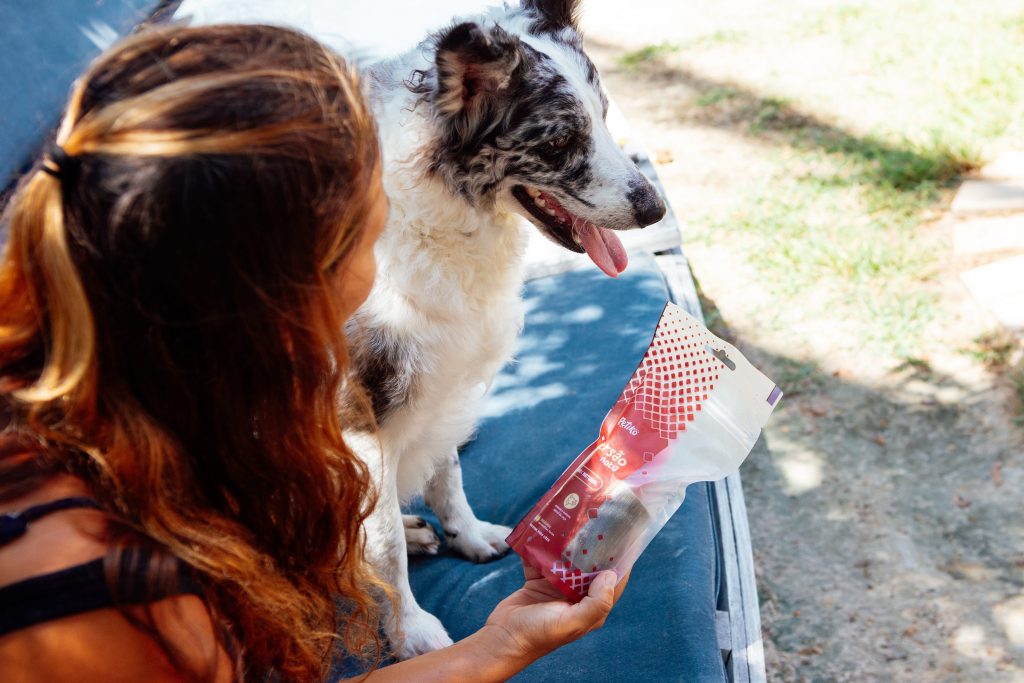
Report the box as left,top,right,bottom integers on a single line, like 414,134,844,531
425,449,512,563
365,458,453,658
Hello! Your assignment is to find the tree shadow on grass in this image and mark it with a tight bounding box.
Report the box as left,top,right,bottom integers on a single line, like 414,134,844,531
588,36,978,194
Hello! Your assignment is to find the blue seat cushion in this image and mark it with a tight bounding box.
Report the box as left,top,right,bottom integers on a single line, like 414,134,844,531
0,1,162,187
336,254,726,682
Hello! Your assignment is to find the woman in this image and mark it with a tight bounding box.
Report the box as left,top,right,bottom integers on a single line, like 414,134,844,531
0,24,624,682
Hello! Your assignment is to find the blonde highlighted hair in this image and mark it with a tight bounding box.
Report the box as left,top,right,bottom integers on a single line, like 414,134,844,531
1,24,385,681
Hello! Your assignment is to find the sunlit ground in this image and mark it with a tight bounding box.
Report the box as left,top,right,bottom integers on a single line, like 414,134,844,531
582,0,1024,679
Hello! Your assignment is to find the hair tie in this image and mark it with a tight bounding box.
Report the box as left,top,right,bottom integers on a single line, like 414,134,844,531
41,143,76,182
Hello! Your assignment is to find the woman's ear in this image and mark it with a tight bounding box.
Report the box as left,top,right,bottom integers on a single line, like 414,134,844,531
433,22,524,119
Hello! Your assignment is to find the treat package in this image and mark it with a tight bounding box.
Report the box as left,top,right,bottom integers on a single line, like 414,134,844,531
506,302,782,602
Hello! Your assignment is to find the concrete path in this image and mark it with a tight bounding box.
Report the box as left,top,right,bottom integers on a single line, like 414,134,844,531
954,152,1024,336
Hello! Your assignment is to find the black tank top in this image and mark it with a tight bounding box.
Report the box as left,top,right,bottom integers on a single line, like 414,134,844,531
0,497,204,636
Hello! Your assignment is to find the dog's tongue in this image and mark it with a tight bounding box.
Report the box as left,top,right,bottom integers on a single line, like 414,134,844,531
576,222,628,278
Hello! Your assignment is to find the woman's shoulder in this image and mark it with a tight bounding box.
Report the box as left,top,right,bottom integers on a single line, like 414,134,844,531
0,592,230,682
0,474,106,584
0,476,232,682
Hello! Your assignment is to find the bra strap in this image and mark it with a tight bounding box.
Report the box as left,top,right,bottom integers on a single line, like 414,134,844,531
0,497,102,546
0,555,205,637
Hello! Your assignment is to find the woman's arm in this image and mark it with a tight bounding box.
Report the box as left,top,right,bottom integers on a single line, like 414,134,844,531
1,474,624,683
351,563,629,682
350,626,531,682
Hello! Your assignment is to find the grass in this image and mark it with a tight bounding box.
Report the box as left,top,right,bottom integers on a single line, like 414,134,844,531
688,130,947,354
960,331,1019,369
749,97,794,133
720,187,942,352
1012,366,1024,426
773,358,824,396
616,42,679,70
695,86,741,108
650,0,1024,357
1004,357,1024,426
960,331,1024,424
617,30,748,71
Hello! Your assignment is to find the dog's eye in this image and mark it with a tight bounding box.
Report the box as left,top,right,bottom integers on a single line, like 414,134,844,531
548,135,572,150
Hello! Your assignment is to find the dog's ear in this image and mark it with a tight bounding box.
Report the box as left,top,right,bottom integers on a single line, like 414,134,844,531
521,0,581,32
434,22,523,119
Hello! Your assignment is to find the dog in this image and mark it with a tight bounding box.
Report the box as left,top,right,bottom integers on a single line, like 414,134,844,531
344,0,667,658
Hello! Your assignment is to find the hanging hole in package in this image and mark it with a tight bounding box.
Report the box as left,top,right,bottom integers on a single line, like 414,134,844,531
506,302,783,601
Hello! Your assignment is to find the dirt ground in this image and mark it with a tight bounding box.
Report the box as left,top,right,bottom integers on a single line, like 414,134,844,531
581,2,1024,681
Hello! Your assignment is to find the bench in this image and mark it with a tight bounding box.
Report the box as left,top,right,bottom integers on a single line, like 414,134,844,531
0,3,767,679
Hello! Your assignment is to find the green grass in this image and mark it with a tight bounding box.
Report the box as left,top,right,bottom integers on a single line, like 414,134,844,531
793,1,1024,162
960,331,1019,368
685,29,749,49
796,3,870,38
617,29,749,71
679,0,1024,356
694,178,941,356
749,97,794,133
1011,365,1024,426
695,86,741,108
773,358,824,396
616,42,679,70
958,332,1024,424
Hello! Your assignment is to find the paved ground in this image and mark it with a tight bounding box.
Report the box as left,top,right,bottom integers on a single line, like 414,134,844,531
954,153,1024,334
580,2,1024,681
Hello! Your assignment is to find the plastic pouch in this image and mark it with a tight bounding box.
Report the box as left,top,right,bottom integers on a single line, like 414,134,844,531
506,302,782,601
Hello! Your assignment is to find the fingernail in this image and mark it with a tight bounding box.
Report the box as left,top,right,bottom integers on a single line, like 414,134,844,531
600,571,618,592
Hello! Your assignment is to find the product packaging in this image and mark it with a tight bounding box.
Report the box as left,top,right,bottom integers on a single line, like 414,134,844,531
506,302,782,601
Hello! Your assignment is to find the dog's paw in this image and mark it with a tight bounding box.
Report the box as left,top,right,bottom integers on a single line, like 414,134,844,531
393,607,453,660
403,515,440,555
447,520,513,563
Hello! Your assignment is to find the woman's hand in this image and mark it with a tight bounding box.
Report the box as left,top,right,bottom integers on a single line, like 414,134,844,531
350,561,629,682
481,559,630,667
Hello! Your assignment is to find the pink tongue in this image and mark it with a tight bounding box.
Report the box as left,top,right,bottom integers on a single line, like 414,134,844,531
576,222,628,278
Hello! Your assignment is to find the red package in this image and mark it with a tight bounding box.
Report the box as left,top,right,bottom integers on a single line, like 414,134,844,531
506,303,781,601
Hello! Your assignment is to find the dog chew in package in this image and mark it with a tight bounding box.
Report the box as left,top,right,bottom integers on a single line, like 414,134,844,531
506,302,782,602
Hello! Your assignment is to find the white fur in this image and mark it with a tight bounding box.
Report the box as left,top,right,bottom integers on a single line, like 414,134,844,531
357,10,658,657
177,0,645,659
355,45,532,655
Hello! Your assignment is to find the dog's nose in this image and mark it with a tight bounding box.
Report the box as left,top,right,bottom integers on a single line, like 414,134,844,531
635,194,667,227
627,179,667,227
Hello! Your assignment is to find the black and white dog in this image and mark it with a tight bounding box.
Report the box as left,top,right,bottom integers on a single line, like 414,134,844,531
345,0,667,658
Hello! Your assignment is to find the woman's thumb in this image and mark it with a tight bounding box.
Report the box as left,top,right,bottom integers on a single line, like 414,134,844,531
573,571,617,627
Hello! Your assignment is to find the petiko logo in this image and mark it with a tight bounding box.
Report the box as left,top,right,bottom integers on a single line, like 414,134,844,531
617,417,639,436
596,442,627,472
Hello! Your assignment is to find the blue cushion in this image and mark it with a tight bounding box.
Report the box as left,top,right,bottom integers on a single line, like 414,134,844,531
336,254,726,682
0,0,159,187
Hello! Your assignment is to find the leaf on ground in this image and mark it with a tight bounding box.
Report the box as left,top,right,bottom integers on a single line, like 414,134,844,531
953,494,971,509
802,397,830,417
991,460,1004,488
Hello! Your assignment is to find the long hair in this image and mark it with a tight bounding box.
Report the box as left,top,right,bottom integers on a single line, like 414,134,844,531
0,24,384,681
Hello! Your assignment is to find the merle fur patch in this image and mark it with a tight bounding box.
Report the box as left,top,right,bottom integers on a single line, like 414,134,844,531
345,318,415,425
409,21,599,206
521,0,581,34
